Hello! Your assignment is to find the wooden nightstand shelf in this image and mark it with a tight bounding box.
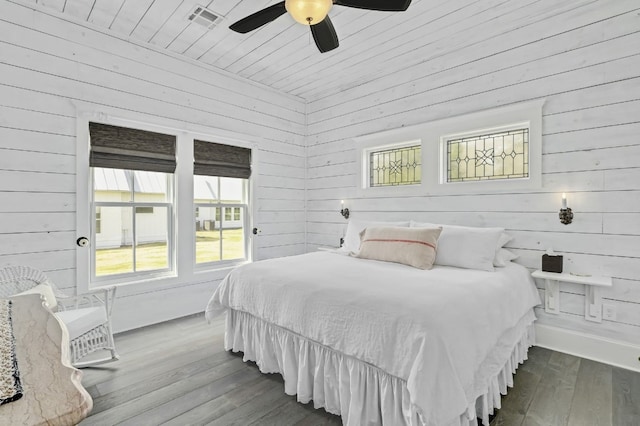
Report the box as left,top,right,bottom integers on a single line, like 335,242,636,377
532,270,612,323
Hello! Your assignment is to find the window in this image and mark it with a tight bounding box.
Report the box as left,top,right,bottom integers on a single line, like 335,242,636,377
194,176,248,264
360,139,422,191
446,128,529,183
92,169,172,277
437,119,537,193
193,139,251,266
369,144,421,187
356,100,542,195
78,116,255,293
89,122,176,280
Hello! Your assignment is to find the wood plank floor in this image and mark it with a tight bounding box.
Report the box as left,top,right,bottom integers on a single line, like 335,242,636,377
79,314,640,426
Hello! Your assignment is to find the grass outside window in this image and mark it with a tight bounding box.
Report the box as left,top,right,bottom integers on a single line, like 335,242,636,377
96,229,244,276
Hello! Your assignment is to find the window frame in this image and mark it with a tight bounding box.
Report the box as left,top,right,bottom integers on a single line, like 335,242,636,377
365,141,422,188
357,136,425,197
91,170,175,284
355,100,544,197
76,112,258,296
193,176,250,269
191,134,253,271
439,122,531,185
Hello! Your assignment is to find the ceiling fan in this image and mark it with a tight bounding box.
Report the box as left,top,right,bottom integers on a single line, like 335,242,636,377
229,0,412,53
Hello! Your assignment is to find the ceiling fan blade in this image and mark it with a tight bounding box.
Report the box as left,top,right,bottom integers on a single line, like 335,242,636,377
334,0,411,12
229,1,287,34
311,16,339,53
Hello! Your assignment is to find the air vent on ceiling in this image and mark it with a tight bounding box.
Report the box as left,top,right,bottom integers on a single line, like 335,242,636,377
188,6,220,29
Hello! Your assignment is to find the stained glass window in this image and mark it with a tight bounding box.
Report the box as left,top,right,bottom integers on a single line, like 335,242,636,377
447,129,529,182
369,145,421,187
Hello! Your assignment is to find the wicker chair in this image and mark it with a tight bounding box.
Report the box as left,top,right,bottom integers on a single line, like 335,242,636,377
0,265,119,368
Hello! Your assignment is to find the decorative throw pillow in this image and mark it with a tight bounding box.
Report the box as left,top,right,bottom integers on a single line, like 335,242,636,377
13,283,58,310
342,220,410,254
411,221,503,271
356,226,442,270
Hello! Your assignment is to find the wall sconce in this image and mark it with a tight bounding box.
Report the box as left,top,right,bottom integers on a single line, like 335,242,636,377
559,193,573,225
340,200,350,219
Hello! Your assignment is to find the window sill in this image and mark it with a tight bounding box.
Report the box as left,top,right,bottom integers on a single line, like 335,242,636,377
88,266,235,298
355,183,424,198
91,270,175,287
356,180,540,198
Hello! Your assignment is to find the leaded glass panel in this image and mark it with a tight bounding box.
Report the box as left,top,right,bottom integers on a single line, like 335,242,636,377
370,145,421,187
447,129,529,182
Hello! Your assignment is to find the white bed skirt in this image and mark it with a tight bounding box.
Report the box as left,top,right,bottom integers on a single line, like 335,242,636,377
224,309,536,426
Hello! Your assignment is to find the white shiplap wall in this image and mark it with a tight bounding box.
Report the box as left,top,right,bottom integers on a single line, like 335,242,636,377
0,1,306,331
305,0,640,345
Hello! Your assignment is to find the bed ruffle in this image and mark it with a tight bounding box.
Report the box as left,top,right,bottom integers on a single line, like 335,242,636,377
225,309,535,426
471,315,536,425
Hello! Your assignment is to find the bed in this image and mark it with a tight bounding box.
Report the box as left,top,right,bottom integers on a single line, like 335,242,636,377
206,244,541,426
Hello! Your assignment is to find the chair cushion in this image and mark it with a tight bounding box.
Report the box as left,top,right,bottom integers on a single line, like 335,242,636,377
13,283,58,310
55,307,107,340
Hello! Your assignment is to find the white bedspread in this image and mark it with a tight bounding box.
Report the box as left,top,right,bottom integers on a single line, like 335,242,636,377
206,251,541,425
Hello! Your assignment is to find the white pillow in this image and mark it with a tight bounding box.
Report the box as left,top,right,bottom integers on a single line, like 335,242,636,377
356,226,442,269
494,232,513,266
496,231,512,250
411,221,503,271
494,248,519,267
13,283,58,310
343,220,410,253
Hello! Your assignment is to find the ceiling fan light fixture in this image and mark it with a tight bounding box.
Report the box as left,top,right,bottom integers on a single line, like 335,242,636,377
285,0,333,25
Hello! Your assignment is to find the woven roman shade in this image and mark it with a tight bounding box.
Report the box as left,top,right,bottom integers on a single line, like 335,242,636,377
194,140,251,179
89,122,177,173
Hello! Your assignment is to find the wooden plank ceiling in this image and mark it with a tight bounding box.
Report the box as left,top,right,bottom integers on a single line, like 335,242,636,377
25,0,510,101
